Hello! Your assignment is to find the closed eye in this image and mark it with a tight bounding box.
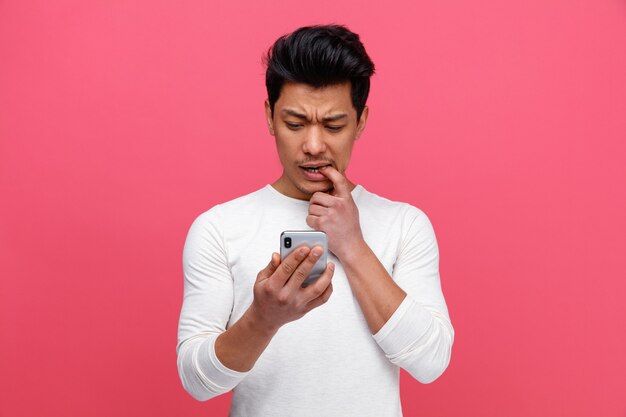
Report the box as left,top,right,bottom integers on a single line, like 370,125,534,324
286,122,303,130
326,125,344,132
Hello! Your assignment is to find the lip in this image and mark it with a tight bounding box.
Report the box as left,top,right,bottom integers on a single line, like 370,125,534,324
299,166,329,181
299,162,332,168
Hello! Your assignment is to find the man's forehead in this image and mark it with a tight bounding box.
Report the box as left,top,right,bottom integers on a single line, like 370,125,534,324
276,82,355,119
280,107,349,122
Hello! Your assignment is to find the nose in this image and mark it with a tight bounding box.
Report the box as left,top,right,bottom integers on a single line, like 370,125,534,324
302,126,327,155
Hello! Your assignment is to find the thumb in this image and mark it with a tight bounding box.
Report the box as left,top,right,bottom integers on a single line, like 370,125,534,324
257,252,280,282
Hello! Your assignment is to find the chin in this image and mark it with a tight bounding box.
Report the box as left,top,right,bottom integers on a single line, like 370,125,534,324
298,181,332,196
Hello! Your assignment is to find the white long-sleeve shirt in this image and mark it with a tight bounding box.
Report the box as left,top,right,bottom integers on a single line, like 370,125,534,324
177,184,454,417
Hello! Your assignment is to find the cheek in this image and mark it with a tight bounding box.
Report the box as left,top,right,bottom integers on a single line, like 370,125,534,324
275,137,301,163
331,141,355,163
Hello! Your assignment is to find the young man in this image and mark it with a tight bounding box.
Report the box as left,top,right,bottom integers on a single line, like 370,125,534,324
177,25,454,416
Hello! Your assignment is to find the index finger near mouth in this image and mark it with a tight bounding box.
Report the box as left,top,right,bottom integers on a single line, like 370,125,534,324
320,166,349,197
270,245,310,288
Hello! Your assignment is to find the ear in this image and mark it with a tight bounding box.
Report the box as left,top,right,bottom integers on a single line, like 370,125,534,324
355,106,368,140
264,99,275,136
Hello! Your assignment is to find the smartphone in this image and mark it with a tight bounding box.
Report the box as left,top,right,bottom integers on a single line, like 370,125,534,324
280,231,328,287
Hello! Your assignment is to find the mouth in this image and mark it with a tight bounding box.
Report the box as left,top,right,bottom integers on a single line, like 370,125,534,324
299,164,332,181
299,164,331,173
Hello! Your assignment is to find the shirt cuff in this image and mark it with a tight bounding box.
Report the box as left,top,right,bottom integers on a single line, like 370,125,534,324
372,295,434,356
196,335,250,390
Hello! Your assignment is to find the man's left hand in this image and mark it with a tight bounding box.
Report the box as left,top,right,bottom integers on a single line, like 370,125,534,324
306,166,364,260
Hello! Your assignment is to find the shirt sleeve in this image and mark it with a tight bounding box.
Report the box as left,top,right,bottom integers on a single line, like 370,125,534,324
176,207,250,401
372,206,454,384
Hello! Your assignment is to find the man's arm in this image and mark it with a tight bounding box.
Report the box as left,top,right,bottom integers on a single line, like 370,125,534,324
214,250,334,372
177,210,334,401
340,211,454,384
339,241,407,334
308,166,454,383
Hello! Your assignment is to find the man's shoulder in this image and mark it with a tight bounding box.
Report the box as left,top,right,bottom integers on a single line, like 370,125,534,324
192,185,270,225
357,185,427,220
217,185,270,210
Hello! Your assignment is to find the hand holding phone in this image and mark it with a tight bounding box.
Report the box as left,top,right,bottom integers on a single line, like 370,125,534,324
280,231,328,287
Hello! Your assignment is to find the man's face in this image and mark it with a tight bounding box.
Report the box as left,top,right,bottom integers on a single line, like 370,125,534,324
265,81,368,200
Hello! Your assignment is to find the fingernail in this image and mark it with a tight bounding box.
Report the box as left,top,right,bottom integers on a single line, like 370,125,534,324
312,249,322,258
297,248,308,259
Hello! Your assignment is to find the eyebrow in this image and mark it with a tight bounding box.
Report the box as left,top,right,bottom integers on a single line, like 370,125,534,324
322,113,348,122
281,109,348,123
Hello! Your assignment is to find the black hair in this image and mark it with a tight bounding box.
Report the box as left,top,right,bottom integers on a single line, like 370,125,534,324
264,24,375,121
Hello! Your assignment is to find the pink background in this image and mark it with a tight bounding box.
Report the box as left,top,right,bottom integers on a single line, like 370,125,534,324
1,1,625,416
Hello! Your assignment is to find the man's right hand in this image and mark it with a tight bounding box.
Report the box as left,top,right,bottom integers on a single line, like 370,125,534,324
248,245,335,333
213,246,334,372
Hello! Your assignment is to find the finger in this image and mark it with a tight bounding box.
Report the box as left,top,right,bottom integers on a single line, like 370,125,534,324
309,191,334,208
301,262,335,304
270,245,310,288
283,245,325,294
256,252,280,283
308,203,327,217
305,282,333,311
319,166,349,197
306,214,319,230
